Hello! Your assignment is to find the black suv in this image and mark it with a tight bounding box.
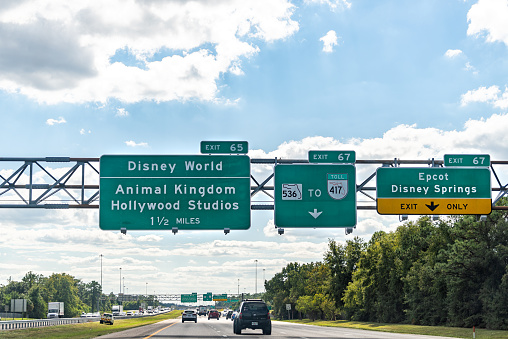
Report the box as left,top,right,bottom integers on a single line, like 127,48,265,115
233,299,271,335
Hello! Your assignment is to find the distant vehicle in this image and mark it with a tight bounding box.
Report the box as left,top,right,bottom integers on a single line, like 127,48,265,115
100,313,114,325
47,302,64,319
226,310,233,320
233,299,271,335
112,305,123,316
126,311,134,316
182,309,197,323
197,305,207,316
208,309,220,320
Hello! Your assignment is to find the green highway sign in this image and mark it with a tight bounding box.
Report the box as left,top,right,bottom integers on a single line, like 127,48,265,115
200,141,248,154
274,164,356,228
213,294,227,301
444,154,490,167
99,155,251,230
181,293,198,303
308,150,356,164
376,167,492,215
203,293,212,301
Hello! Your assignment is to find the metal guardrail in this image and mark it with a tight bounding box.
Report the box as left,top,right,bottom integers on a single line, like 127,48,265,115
0,311,167,331
0,317,99,331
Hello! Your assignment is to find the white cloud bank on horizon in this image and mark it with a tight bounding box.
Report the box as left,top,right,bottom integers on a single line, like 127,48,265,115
0,0,300,104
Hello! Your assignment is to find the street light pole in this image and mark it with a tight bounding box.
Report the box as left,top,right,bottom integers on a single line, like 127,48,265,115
99,254,103,312
237,278,239,295
119,268,122,294
263,268,265,292
146,282,148,296
255,259,258,294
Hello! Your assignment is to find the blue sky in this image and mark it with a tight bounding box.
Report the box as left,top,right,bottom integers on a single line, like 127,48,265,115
1,0,508,299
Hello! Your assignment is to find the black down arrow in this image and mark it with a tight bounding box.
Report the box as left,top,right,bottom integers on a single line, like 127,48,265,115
426,201,439,211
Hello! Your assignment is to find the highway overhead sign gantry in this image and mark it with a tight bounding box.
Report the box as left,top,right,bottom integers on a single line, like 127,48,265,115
203,292,213,301
376,167,492,215
99,155,250,230
274,164,357,228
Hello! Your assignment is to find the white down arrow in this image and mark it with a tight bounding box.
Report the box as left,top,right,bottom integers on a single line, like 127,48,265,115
309,209,323,219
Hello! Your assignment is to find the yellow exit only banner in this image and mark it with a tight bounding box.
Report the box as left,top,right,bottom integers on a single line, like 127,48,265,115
377,198,492,215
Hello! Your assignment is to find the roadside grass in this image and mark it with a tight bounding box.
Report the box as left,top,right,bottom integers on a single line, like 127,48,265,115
0,310,182,339
281,319,508,339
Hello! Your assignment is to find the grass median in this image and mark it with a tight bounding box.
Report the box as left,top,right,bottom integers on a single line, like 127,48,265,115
280,319,508,339
0,310,182,339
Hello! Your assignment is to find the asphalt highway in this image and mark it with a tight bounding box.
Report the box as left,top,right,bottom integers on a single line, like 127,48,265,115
94,316,457,339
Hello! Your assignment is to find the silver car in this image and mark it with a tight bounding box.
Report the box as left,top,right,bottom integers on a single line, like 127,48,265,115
182,309,197,323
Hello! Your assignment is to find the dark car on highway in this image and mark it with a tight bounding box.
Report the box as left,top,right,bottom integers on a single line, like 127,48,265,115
233,299,271,335
208,309,220,320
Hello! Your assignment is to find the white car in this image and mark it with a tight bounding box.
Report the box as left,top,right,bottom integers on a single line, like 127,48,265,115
126,311,134,316
182,310,198,323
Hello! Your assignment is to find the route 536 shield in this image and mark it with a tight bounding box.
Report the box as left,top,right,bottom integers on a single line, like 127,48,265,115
328,173,348,200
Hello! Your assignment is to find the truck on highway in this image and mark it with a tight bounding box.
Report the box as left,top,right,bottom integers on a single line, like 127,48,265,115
47,302,64,318
198,305,207,316
112,305,124,316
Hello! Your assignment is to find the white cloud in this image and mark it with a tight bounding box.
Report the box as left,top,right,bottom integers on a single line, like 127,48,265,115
125,140,149,147
0,0,299,104
305,0,351,10
467,0,508,46
137,235,163,242
461,85,508,108
444,49,463,58
46,117,66,125
80,128,91,135
116,108,129,117
319,30,338,53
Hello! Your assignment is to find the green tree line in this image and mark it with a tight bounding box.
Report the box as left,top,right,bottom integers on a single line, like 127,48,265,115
0,272,155,318
264,206,508,330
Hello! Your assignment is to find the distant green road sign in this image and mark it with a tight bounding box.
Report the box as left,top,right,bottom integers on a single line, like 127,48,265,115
308,150,356,163
99,155,251,230
444,154,490,167
213,294,227,301
274,164,356,228
376,167,492,215
181,293,198,303
200,141,248,154
203,293,212,301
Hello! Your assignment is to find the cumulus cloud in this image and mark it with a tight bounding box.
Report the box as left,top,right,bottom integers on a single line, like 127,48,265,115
319,30,338,53
80,128,91,135
305,0,351,10
0,0,299,104
116,108,129,117
444,49,463,58
46,117,66,125
461,85,508,109
125,140,149,147
467,0,508,46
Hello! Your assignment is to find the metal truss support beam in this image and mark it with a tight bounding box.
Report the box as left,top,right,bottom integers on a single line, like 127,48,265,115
2,157,508,211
